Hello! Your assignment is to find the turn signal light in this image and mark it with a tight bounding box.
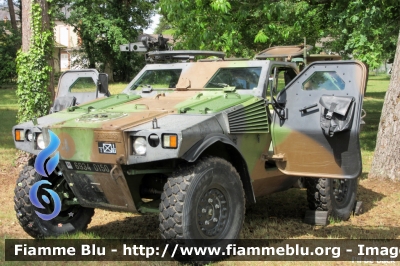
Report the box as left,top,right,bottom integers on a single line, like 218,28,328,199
15,129,25,141
163,134,178,149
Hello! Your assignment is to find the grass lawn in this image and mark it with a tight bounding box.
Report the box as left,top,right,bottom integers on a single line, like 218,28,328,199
360,75,390,174
0,88,19,169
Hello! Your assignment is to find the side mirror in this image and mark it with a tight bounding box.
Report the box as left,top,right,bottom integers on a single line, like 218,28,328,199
269,77,276,94
98,73,109,96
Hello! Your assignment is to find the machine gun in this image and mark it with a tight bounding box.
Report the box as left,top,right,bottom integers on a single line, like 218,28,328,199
120,34,171,53
120,34,224,63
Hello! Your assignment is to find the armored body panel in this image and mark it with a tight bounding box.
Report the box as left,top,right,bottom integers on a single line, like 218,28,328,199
12,46,368,245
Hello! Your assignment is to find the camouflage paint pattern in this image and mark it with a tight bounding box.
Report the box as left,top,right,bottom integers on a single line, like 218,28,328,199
12,59,367,212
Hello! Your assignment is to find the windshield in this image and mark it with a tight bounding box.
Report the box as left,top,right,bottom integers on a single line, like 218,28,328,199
204,67,262,90
129,69,182,91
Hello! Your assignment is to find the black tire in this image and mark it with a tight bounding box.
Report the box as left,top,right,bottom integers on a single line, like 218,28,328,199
14,164,94,238
159,157,245,260
306,177,357,221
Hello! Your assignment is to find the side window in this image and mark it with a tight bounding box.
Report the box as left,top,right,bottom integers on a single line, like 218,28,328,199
302,71,345,91
69,77,97,92
131,69,182,90
266,67,297,96
205,67,261,89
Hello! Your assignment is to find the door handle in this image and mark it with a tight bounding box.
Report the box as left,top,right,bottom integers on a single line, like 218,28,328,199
299,103,318,112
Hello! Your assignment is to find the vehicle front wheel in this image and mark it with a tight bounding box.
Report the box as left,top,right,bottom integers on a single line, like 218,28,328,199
14,164,94,238
159,157,245,259
306,177,357,221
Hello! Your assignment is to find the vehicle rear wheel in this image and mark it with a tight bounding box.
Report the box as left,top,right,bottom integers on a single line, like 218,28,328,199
14,163,94,238
306,177,357,221
159,157,245,260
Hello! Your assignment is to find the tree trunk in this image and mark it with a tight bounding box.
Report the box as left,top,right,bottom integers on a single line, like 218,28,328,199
7,0,17,31
21,0,55,101
21,0,32,52
369,31,400,181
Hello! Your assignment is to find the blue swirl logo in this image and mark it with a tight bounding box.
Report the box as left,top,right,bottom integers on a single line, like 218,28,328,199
34,130,60,177
31,130,62,221
29,180,62,220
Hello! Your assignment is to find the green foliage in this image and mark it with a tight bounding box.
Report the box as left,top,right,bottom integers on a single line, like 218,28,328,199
16,1,54,123
154,15,171,35
159,0,321,57
159,0,399,67
0,22,21,83
58,0,155,81
319,0,399,69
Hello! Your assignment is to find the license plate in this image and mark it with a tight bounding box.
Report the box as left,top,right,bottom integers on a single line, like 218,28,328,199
63,161,112,173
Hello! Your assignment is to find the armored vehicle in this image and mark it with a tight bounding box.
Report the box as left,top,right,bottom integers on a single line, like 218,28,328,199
12,36,367,244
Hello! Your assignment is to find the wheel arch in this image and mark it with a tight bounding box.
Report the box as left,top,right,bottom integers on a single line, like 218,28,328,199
182,133,256,204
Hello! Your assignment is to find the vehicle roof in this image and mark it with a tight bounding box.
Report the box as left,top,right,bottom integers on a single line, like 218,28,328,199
122,59,297,94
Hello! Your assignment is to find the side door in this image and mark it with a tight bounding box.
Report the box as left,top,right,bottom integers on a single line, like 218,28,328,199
271,61,367,179
52,70,109,113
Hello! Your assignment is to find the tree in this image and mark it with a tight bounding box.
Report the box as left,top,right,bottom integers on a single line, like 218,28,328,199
159,0,322,57
7,0,17,30
59,0,155,82
16,0,54,122
311,0,399,69
0,0,21,83
369,31,400,181
159,0,399,67
154,15,171,34
0,20,21,83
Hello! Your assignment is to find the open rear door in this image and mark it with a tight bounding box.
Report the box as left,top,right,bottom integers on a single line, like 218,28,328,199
271,61,367,179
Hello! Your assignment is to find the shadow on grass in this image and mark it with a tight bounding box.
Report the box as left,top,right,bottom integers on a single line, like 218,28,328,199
87,183,385,240
368,75,391,81
88,213,160,239
364,91,386,100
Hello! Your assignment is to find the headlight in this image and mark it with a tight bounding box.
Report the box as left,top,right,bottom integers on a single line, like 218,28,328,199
133,137,147,155
36,133,45,150
26,130,34,142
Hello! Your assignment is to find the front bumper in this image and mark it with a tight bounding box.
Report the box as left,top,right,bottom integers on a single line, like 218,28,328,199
58,160,137,212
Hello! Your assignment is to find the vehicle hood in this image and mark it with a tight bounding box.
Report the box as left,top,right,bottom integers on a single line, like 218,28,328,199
22,91,255,130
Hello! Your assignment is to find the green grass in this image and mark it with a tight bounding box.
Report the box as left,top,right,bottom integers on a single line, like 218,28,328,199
0,87,19,168
360,74,390,174
162,29,176,35
108,82,128,95
70,77,97,92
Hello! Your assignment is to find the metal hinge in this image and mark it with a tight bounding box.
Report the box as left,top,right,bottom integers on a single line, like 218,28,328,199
261,153,286,162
